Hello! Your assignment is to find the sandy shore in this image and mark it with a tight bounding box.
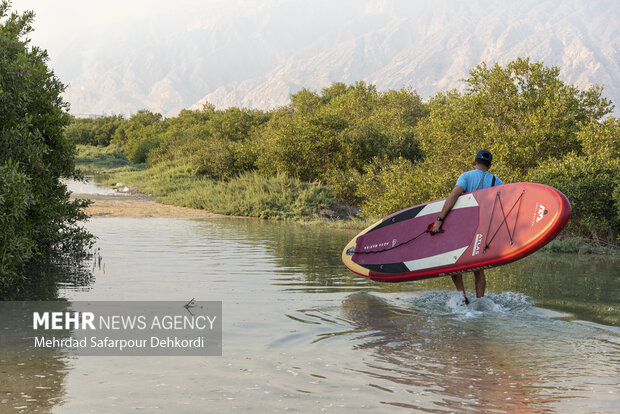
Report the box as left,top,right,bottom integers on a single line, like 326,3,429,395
72,194,226,218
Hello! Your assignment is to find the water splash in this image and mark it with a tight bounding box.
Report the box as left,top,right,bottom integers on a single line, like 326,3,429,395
408,290,532,319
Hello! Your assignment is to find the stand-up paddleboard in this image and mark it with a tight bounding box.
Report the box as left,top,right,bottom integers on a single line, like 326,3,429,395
342,182,571,282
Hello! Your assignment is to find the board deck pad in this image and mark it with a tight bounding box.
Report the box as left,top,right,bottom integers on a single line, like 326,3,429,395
342,183,571,282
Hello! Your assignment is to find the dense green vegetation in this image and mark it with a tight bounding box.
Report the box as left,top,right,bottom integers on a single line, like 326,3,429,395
65,114,123,147
72,58,619,245
0,2,92,291
73,58,619,246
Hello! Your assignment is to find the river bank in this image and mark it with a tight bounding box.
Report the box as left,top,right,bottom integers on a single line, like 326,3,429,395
71,166,620,254
72,193,227,218
73,145,620,252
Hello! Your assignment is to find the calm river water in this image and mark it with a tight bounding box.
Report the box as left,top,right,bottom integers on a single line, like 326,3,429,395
1,184,619,413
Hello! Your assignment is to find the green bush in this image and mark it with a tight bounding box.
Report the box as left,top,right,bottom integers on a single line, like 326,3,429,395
0,160,33,286
128,135,164,164
1,2,93,290
134,107,269,178
578,117,620,161
323,168,364,206
190,138,258,180
111,110,164,148
256,83,425,188
64,59,619,245
65,115,124,146
355,157,420,217
528,153,620,241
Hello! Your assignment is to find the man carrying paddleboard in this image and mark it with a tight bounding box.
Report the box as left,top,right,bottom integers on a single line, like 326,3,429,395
431,150,503,304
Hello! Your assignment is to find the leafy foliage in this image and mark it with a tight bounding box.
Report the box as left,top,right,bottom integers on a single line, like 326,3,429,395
110,110,165,163
186,107,268,179
65,115,124,146
415,58,613,182
529,116,620,241
67,59,618,243
0,160,33,284
256,82,426,202
0,2,92,289
359,58,616,229
528,153,619,241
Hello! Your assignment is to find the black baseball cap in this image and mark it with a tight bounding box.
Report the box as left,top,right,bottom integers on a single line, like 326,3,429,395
475,150,492,163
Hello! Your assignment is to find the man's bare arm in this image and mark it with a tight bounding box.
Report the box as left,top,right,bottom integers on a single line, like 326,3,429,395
431,185,465,233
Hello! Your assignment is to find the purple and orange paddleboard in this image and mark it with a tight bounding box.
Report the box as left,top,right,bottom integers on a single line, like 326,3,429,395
342,182,571,282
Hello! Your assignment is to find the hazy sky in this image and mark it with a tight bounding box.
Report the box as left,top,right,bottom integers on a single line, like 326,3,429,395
10,0,387,47
8,0,618,116
12,0,212,25
11,0,214,42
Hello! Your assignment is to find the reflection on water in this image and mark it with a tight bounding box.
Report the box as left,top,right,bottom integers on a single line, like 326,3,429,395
1,213,618,413
64,178,115,195
339,292,548,412
4,260,96,301
1,260,94,413
486,254,619,325
335,291,619,413
0,356,69,413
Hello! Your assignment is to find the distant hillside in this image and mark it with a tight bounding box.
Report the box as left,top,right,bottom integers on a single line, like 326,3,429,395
46,0,618,117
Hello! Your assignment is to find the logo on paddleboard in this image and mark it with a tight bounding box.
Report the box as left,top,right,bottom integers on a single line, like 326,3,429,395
392,238,397,247
364,241,390,250
472,233,483,256
532,202,548,225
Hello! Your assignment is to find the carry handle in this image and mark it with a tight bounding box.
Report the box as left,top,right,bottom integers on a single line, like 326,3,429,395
426,223,445,235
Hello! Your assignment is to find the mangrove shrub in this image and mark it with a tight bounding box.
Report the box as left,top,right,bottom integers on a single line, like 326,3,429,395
359,58,615,222
256,82,427,203
0,2,92,289
528,117,620,240
65,114,124,146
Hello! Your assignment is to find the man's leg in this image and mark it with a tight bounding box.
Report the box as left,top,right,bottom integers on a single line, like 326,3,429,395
474,270,486,298
451,273,464,292
451,274,468,303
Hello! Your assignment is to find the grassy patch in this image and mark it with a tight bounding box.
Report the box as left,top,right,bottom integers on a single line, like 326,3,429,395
101,164,347,220
295,215,378,230
101,162,198,196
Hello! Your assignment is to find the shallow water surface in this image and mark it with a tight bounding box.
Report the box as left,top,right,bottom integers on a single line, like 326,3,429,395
2,215,619,413
64,178,115,195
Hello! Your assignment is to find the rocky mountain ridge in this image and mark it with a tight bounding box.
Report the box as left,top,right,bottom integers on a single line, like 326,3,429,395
46,0,618,117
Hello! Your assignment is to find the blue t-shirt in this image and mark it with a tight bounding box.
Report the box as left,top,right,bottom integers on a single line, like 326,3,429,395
455,170,503,193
